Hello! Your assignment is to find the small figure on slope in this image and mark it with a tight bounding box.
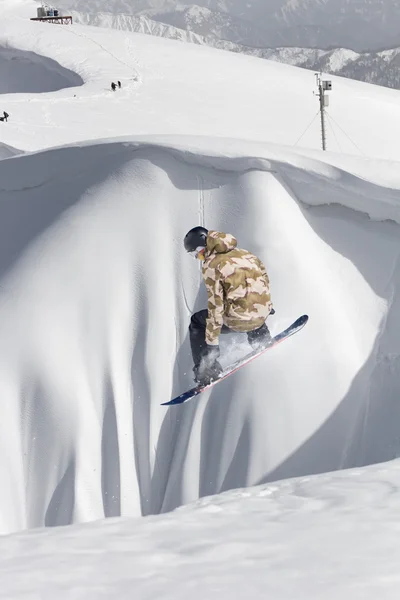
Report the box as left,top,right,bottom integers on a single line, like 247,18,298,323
184,227,274,385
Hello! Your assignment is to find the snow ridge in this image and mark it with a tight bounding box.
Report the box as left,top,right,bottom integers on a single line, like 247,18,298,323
0,136,399,533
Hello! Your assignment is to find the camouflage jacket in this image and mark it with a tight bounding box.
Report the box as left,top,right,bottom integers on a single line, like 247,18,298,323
202,231,273,346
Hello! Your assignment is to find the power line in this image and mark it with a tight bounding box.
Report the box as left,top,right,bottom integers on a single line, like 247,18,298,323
325,111,366,156
293,111,321,147
325,111,342,153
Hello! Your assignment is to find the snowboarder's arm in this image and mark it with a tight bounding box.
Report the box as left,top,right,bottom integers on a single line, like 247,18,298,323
204,266,225,346
256,257,270,286
256,256,274,313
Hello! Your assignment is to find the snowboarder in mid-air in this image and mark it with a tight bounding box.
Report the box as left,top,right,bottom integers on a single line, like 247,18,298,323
184,226,274,385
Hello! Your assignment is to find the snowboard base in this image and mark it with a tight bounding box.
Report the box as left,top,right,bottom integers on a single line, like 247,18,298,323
162,314,308,406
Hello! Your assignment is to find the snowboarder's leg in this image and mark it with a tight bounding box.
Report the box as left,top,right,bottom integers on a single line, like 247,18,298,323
189,310,208,366
189,310,230,383
189,310,231,364
247,322,272,351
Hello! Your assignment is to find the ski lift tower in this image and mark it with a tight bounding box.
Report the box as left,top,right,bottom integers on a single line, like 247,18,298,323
314,73,332,151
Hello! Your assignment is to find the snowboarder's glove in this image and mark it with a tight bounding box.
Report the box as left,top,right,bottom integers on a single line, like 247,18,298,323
194,345,223,385
202,344,220,367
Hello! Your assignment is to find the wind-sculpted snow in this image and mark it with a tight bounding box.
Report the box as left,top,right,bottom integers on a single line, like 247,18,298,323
1,459,400,599
0,47,83,94
0,137,400,533
0,142,21,159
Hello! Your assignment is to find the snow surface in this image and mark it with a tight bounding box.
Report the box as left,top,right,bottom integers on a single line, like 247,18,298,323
2,460,400,599
1,0,400,596
0,46,83,94
33,5,400,92
0,141,21,158
2,3,400,156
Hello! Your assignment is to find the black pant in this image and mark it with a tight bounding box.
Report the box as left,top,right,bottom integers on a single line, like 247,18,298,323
189,309,270,367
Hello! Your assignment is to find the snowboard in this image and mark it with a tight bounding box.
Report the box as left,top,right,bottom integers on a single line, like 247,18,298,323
162,314,308,406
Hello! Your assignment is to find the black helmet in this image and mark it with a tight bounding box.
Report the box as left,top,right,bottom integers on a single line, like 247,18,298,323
184,226,208,252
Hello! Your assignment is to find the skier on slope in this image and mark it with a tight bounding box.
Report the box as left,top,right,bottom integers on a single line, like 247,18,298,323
184,226,274,385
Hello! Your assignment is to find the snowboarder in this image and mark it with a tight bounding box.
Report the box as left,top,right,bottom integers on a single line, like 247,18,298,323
117,80,121,88
184,227,274,385
3,111,9,122
111,82,116,92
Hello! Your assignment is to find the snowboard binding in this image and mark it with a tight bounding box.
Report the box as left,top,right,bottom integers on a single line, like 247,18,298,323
193,360,223,386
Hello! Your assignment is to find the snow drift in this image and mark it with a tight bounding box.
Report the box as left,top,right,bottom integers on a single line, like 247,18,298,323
0,142,21,158
1,1,400,597
0,0,400,540
0,46,83,94
2,459,400,599
0,136,399,533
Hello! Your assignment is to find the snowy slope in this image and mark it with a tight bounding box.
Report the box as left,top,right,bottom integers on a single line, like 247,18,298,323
2,459,400,599
0,46,82,94
0,0,400,553
0,142,21,158
4,7,400,156
48,5,400,91
47,5,400,93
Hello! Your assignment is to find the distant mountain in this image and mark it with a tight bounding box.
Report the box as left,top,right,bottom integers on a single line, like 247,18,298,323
66,11,206,44
56,0,400,52
64,6,400,91
139,5,270,47
221,42,400,92
302,47,400,90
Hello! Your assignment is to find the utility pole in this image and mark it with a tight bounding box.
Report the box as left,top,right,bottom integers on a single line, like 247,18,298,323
314,73,332,151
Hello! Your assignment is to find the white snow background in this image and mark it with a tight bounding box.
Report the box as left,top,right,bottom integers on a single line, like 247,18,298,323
1,0,400,597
